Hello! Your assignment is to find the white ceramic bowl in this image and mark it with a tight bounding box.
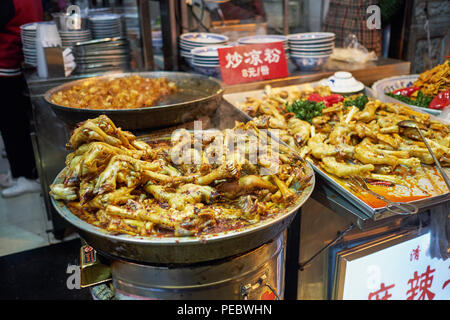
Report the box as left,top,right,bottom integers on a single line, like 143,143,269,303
288,32,335,46
238,35,288,47
289,42,333,48
290,49,333,55
179,35,229,68
180,32,229,44
192,63,221,78
191,45,231,66
290,55,330,71
320,71,364,94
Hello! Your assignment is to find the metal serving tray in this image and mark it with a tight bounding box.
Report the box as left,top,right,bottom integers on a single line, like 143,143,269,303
50,132,315,264
44,71,224,130
223,82,450,218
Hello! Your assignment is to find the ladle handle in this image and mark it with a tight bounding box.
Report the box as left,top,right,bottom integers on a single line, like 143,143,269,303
365,189,418,215
385,201,419,215
416,128,450,191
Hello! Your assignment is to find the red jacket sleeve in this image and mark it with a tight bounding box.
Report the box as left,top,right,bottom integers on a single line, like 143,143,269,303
0,0,43,73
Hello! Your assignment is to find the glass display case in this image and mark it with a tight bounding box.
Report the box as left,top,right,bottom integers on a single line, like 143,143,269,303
38,0,419,79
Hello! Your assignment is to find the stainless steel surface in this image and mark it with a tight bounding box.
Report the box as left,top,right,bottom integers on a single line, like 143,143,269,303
50,156,314,264
308,159,450,218
111,232,286,300
72,37,132,74
43,71,224,130
398,119,450,191
73,36,128,47
25,71,107,237
347,176,418,215
28,90,72,230
44,47,65,78
311,176,371,224
296,196,426,299
298,223,355,271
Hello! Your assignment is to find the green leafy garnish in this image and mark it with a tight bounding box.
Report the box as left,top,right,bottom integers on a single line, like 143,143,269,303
386,90,433,109
415,91,434,108
286,99,325,124
385,92,413,104
343,95,369,110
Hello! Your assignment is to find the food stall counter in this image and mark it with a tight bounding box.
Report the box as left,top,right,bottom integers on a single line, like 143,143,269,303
223,57,410,94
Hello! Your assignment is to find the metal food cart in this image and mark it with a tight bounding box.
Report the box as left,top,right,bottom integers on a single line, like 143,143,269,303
21,0,449,300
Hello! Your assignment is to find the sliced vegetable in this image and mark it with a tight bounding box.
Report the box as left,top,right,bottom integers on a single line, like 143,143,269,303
307,93,344,107
392,86,420,97
323,94,344,106
429,89,450,110
366,179,395,187
307,93,325,103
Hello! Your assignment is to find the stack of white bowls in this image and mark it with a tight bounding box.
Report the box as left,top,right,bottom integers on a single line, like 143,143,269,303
237,35,289,58
191,45,231,78
287,32,335,71
179,32,229,67
20,21,56,66
20,22,38,66
88,13,123,39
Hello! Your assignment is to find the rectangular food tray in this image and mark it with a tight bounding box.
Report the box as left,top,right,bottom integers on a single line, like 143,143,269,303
223,81,450,218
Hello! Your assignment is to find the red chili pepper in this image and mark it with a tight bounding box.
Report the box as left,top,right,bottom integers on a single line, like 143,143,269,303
429,89,450,110
323,94,344,106
392,86,420,97
307,93,344,107
307,93,325,103
366,179,394,187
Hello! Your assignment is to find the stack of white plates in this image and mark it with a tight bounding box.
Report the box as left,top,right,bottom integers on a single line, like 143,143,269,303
237,35,289,58
88,13,122,39
287,32,335,70
59,29,92,48
20,22,56,66
190,45,230,78
179,32,229,66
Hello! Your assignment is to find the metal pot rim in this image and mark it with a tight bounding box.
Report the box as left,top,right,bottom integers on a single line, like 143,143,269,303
51,162,315,247
43,71,224,113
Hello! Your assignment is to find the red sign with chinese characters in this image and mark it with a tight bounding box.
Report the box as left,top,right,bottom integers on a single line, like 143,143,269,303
217,42,289,85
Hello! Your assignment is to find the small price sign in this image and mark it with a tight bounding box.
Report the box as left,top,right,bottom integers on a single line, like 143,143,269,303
82,245,96,265
217,42,289,85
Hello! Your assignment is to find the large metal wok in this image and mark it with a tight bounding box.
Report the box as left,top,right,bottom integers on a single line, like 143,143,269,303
43,71,224,130
50,159,315,265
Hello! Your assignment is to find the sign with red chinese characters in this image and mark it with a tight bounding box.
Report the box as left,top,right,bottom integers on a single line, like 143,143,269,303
217,42,288,85
335,230,450,300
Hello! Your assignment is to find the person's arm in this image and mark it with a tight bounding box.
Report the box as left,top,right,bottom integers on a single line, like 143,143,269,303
0,0,15,31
